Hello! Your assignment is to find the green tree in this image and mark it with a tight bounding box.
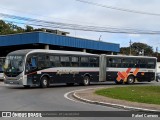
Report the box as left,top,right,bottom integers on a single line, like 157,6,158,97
25,25,34,32
0,20,11,34
120,42,154,56
120,47,130,55
0,20,24,35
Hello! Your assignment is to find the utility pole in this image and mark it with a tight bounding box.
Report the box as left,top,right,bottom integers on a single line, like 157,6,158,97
99,35,102,41
129,40,132,55
156,47,158,56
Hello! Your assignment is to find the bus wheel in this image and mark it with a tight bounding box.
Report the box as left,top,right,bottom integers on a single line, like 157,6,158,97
126,75,135,84
40,76,49,88
24,85,30,88
82,76,90,86
115,80,123,84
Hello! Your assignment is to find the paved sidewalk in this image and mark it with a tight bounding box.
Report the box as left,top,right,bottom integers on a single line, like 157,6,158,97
73,87,160,112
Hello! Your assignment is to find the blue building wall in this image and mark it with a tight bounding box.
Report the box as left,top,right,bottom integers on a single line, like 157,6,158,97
0,32,120,52
0,32,39,46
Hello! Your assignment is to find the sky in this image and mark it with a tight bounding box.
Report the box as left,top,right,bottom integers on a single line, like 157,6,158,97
0,0,160,52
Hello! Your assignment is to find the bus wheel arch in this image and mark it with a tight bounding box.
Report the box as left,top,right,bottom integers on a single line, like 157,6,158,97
40,75,50,88
126,75,135,84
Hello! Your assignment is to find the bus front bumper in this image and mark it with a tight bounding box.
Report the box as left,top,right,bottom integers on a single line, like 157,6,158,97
4,80,23,85
4,76,24,86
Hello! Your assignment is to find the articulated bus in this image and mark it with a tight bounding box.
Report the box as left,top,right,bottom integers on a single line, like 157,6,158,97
0,57,5,80
3,49,157,88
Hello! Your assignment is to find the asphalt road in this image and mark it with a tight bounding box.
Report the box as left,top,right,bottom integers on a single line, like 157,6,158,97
0,81,159,119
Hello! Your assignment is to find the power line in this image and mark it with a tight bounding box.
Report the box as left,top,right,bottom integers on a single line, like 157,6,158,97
0,6,151,31
1,13,160,34
76,0,160,16
0,6,101,26
0,13,156,32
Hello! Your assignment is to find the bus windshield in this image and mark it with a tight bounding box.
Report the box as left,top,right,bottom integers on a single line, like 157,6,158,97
4,55,24,73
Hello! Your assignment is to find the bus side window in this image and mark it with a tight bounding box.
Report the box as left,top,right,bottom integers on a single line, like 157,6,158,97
122,58,129,68
26,56,37,72
38,55,46,69
60,56,70,67
135,59,140,68
80,57,89,67
128,59,135,68
31,58,37,68
110,58,121,68
116,58,121,67
90,57,98,67
139,59,147,68
71,56,79,67
50,56,61,67
107,58,112,67
44,55,51,68
147,59,156,68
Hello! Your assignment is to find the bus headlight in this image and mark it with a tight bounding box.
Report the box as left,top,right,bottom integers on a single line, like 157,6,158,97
3,76,6,80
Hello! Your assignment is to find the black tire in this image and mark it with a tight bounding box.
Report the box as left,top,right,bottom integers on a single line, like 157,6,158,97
23,85,30,88
115,80,123,84
126,75,135,84
40,76,49,88
66,83,74,86
81,76,90,86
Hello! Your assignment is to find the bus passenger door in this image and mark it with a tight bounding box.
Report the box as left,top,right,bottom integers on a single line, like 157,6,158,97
25,56,38,85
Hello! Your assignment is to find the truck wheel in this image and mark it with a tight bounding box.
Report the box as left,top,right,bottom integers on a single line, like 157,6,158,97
40,76,49,88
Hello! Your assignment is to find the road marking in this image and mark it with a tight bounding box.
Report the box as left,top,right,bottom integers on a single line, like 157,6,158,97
64,87,105,104
64,90,79,103
64,90,87,104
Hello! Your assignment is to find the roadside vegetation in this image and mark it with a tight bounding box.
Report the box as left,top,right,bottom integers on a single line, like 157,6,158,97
95,86,160,105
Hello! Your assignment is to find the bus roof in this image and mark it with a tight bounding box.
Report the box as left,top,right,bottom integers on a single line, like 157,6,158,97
8,49,99,56
106,55,157,59
7,49,157,59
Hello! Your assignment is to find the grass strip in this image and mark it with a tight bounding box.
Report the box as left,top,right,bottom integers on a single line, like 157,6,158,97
95,86,160,105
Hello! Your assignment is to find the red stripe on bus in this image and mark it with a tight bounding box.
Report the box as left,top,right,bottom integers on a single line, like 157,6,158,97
118,72,125,79
126,68,131,74
27,71,37,75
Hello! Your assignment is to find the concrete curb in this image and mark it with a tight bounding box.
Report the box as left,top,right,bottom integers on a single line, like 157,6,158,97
72,88,160,113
